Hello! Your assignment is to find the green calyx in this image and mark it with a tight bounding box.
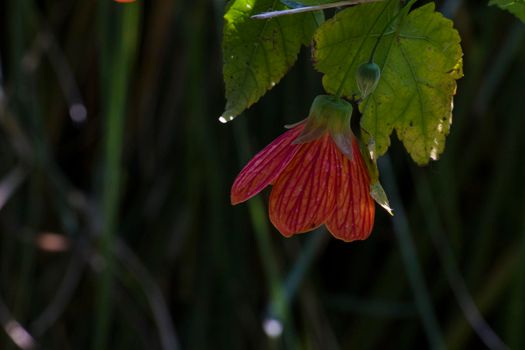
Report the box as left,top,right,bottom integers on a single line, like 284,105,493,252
356,62,381,99
293,94,355,158
295,95,353,138
311,94,353,131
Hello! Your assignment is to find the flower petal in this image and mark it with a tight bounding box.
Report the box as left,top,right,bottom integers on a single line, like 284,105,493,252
326,139,375,241
269,135,341,237
231,125,304,205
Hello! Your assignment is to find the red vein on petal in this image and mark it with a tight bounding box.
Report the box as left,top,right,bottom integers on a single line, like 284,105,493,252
273,142,317,221
326,140,375,241
273,140,323,235
351,142,371,240
350,154,357,234
326,156,354,241
354,141,374,239
353,153,364,234
360,146,375,238
231,125,304,204
269,134,338,237
275,138,323,222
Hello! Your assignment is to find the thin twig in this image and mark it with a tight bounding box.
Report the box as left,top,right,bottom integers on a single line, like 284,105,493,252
251,0,383,19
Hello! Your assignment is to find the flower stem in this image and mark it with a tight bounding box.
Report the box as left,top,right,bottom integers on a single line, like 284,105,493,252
334,0,417,98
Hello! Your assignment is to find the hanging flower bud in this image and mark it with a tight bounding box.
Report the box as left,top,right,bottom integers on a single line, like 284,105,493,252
231,95,376,242
356,62,381,99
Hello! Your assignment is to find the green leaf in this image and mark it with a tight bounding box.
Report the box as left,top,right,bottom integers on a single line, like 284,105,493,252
314,1,463,165
489,0,525,22
221,0,323,122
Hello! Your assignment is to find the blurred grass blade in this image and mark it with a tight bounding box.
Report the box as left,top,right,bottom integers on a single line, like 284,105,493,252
93,2,140,349
114,239,180,350
233,118,291,341
0,167,27,211
380,156,445,349
414,171,507,350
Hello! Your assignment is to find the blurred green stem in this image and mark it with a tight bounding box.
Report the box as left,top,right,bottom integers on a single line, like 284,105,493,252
93,2,139,349
280,230,327,311
380,156,445,349
414,171,507,350
466,23,525,289
446,248,518,349
233,119,327,347
233,119,284,314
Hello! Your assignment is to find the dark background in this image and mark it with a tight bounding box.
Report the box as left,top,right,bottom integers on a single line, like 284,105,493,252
0,0,524,349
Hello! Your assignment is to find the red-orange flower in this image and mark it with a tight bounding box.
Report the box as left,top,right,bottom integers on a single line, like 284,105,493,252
231,95,376,242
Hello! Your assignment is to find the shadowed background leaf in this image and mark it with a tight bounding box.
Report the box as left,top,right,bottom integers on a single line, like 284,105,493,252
489,0,525,22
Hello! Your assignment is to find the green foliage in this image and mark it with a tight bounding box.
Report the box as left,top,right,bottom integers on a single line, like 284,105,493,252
223,0,464,164
221,0,323,122
490,0,525,22
314,1,463,164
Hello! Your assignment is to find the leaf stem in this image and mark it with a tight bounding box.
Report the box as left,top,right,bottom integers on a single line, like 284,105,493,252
367,0,416,62
334,0,418,98
334,0,390,97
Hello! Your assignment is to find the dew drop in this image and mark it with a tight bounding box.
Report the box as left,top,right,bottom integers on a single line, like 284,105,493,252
219,115,235,124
